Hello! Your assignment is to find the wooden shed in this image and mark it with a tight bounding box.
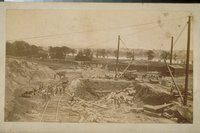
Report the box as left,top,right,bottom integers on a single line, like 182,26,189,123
168,65,185,77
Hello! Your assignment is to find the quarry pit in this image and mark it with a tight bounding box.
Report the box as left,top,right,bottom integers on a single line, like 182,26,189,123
5,58,193,123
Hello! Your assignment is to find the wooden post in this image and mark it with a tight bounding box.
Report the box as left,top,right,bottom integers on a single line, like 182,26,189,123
170,36,173,65
115,35,120,79
184,16,191,106
164,60,184,104
118,59,134,78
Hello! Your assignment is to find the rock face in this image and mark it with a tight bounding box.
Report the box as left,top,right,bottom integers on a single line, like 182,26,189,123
134,83,174,105
5,58,55,121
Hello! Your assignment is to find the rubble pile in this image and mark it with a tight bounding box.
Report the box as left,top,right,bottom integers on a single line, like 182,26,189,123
65,78,192,123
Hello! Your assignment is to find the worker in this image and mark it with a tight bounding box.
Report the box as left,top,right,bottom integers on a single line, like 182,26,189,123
113,93,121,108
52,86,57,96
47,91,51,100
62,85,65,94
47,85,53,95
33,88,37,95
55,85,60,95
41,89,48,102
70,92,75,102
59,86,62,94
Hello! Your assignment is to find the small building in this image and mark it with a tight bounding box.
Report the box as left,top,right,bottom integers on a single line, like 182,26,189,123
168,65,185,77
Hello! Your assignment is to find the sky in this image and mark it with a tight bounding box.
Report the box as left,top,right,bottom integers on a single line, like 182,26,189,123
6,9,192,50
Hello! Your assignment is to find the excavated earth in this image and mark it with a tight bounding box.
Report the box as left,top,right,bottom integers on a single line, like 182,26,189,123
5,58,191,123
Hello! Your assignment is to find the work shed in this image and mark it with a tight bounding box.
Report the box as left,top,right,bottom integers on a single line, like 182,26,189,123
168,65,185,77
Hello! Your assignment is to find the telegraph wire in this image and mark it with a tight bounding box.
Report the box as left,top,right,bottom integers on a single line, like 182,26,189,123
7,16,188,41
173,22,188,48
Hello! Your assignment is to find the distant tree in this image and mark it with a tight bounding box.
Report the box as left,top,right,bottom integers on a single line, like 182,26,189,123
6,41,42,57
13,41,30,56
49,47,64,59
160,51,170,61
146,50,155,60
48,46,75,59
61,46,71,55
75,49,93,61
126,51,135,60
173,53,178,62
95,52,99,58
29,45,39,56
100,49,106,58
38,51,48,59
83,48,93,58
106,50,111,58
6,41,15,55
95,49,100,58
70,49,77,56
95,49,106,58
114,50,118,57
75,50,84,60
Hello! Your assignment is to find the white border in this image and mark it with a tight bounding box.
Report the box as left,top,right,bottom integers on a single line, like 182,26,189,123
0,3,200,133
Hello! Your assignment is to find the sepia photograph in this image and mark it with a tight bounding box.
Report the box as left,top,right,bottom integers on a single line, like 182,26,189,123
4,5,194,124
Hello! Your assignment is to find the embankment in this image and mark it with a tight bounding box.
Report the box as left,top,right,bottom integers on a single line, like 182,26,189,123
5,58,55,121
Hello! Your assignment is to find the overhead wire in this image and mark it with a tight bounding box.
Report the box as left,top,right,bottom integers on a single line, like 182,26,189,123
116,17,188,60
84,38,116,49
7,15,188,42
119,16,187,48
120,38,131,52
173,22,188,48
84,24,160,49
7,15,189,58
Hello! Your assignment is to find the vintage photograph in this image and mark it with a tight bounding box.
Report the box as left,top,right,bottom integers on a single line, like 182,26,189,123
5,8,193,123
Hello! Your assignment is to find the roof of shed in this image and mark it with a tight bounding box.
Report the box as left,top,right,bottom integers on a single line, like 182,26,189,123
169,65,184,69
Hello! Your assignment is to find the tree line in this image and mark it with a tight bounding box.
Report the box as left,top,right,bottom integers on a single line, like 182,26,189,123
6,41,47,58
49,46,76,59
6,41,77,59
6,41,179,62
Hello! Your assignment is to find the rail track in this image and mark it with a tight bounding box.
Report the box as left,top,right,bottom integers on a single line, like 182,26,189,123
40,94,63,122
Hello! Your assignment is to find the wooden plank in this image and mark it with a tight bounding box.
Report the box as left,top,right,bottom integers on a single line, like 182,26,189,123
131,108,144,113
144,110,162,117
144,103,173,113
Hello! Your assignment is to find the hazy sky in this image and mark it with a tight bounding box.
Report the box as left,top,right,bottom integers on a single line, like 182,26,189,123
6,9,192,50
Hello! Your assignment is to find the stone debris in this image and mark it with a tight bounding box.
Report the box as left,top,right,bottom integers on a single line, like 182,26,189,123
66,81,193,123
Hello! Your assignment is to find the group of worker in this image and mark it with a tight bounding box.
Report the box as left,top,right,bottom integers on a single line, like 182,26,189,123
39,82,67,102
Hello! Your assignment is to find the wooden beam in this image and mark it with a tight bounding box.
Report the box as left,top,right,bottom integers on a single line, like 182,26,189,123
184,16,191,106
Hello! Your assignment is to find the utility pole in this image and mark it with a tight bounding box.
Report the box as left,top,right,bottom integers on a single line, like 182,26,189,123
115,35,120,79
170,36,174,65
184,16,191,106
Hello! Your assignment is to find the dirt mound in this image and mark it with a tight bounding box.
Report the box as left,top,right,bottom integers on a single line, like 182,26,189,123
5,58,55,121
